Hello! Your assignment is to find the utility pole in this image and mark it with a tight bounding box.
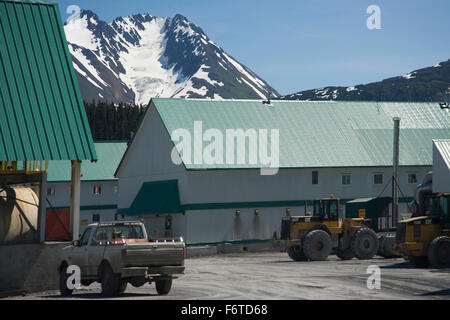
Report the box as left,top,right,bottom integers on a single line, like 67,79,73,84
392,117,400,228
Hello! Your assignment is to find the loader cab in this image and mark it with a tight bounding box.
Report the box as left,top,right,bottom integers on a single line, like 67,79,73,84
313,198,340,221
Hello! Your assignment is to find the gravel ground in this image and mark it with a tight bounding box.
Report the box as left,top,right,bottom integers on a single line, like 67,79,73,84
4,252,450,300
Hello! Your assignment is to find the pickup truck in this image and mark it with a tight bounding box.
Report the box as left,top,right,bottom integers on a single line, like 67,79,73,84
58,221,185,296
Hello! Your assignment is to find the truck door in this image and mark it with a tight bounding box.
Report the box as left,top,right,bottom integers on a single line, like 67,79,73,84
70,226,93,276
86,225,112,277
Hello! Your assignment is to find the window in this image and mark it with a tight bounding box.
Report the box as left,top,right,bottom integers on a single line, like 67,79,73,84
79,227,93,246
93,185,101,195
312,171,319,185
47,187,55,196
341,174,351,185
408,173,417,184
92,214,100,222
374,173,383,185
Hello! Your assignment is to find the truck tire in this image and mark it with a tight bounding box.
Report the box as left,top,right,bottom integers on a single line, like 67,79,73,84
287,245,307,261
351,228,379,260
427,236,450,268
155,278,172,295
59,265,73,296
303,230,332,261
336,248,354,260
101,264,121,297
408,256,429,268
119,280,128,293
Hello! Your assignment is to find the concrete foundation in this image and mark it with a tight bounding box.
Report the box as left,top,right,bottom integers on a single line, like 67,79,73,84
0,242,69,293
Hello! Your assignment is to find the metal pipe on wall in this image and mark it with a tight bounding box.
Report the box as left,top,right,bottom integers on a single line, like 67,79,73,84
392,117,400,227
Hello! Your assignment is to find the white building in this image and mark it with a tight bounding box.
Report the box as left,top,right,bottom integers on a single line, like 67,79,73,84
46,141,128,237
115,99,450,245
432,139,450,193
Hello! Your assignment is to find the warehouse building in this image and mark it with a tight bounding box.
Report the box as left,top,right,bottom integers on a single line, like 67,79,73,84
432,139,450,193
115,99,450,245
45,141,128,239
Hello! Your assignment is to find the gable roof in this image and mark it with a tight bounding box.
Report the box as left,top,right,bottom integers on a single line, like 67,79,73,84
0,0,96,161
433,139,450,170
47,142,127,182
146,98,449,170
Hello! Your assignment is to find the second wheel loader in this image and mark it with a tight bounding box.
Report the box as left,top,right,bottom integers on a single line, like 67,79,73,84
281,197,379,261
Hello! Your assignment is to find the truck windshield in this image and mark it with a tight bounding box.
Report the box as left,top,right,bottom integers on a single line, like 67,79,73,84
94,224,145,242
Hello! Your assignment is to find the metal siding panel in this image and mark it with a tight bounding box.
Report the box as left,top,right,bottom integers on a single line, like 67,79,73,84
0,0,96,161
8,3,46,159
50,3,97,161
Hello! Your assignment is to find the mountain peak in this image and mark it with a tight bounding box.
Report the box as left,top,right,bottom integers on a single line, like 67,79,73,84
64,10,279,104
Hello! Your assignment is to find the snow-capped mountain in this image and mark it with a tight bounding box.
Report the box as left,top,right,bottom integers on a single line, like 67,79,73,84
64,10,279,104
281,59,450,102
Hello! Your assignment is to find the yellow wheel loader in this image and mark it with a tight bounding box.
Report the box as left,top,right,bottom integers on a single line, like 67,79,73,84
281,197,379,261
396,192,450,268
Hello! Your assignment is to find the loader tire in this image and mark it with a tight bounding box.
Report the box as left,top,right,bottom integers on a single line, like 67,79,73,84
287,245,307,261
303,230,332,261
351,228,379,260
336,248,355,260
427,236,450,268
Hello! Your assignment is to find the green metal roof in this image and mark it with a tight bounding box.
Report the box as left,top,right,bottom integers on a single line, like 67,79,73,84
47,142,127,182
0,0,96,161
119,180,182,216
151,98,450,169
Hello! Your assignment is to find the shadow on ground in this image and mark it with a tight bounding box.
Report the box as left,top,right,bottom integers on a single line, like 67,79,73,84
420,288,450,296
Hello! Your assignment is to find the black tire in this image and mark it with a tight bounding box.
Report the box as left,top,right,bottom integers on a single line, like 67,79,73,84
155,278,172,295
119,280,128,293
351,228,379,260
303,230,332,261
287,245,307,261
380,235,401,258
408,256,429,268
59,265,73,296
427,236,450,268
101,264,121,297
336,248,355,260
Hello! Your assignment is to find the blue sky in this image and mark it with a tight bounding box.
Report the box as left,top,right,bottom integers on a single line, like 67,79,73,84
55,0,450,95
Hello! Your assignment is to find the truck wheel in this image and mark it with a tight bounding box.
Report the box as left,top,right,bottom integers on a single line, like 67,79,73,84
101,264,121,297
427,236,450,268
408,256,429,268
59,265,73,296
351,228,379,260
119,280,128,293
287,245,307,261
303,230,332,261
155,278,172,295
336,248,354,260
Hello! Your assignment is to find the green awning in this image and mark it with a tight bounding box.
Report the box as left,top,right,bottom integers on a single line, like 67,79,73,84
120,180,182,215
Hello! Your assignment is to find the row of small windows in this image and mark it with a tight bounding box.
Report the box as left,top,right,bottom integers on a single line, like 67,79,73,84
47,185,119,196
311,171,418,186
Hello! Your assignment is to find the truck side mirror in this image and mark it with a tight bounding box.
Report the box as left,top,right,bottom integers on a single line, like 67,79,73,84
72,240,80,247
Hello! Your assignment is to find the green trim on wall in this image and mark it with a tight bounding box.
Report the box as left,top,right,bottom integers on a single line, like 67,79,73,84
118,196,414,215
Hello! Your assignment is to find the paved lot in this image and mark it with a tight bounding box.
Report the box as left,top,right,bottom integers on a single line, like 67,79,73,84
5,252,450,300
